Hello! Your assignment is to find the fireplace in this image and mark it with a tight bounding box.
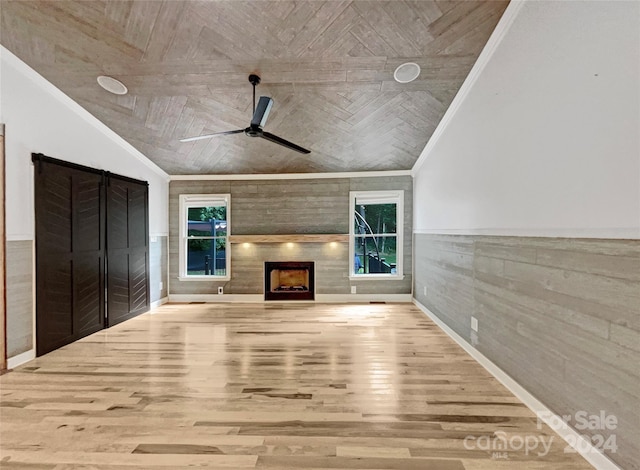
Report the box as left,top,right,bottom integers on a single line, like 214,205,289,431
264,261,314,301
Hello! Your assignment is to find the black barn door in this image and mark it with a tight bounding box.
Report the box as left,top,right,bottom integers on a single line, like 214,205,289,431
34,157,105,356
34,155,150,356
106,175,149,327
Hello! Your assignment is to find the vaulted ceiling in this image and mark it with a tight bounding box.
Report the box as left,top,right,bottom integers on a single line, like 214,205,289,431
1,0,508,175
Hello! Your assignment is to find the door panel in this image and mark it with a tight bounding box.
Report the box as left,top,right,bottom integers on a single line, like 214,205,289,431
128,187,147,247
106,176,149,327
107,183,128,249
75,178,102,252
35,160,105,356
74,255,103,336
40,258,74,351
72,172,105,339
36,164,74,354
40,167,72,253
130,251,148,312
106,251,129,326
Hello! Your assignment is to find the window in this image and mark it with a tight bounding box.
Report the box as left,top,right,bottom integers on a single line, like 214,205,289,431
349,190,403,279
179,194,230,280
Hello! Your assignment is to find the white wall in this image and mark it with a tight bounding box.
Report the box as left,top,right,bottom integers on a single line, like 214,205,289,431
0,46,169,239
412,0,640,239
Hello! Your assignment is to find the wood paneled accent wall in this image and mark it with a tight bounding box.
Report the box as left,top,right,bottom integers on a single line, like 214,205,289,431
169,176,412,296
5,241,33,358
149,236,168,303
414,233,640,470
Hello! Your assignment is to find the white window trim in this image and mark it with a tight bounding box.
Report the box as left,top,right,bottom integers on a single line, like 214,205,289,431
349,190,404,281
178,194,231,281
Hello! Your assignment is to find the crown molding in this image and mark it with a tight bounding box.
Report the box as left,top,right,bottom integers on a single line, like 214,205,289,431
170,169,412,181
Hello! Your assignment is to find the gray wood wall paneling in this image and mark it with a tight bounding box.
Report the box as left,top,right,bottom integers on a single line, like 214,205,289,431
6,240,33,357
231,179,349,235
149,236,168,302
414,233,640,470
169,176,412,296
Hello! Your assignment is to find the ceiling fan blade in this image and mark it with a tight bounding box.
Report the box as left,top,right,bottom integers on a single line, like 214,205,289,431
251,96,273,128
260,131,311,154
179,129,244,143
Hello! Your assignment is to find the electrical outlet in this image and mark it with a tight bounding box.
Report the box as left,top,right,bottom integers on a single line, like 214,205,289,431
470,331,479,347
423,285,427,296
471,316,478,332
159,281,163,291
351,286,357,294
218,286,224,295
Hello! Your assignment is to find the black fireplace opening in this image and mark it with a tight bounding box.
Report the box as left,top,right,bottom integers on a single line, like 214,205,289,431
265,261,315,301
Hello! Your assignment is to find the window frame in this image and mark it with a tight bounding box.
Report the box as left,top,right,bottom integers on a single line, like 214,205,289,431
178,194,231,281
349,190,404,281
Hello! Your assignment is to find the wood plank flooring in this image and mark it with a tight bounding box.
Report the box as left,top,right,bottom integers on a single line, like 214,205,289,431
0,303,594,469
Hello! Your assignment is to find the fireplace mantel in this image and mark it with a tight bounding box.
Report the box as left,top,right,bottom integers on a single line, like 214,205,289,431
229,234,348,243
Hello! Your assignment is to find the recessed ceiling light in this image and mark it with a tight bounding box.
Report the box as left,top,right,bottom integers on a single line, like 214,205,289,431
393,62,421,83
97,75,128,95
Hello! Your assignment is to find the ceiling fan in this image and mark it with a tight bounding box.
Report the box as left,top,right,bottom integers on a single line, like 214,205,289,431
179,74,310,154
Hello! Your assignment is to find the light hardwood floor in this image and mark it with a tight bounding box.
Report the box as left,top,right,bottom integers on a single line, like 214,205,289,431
0,303,593,469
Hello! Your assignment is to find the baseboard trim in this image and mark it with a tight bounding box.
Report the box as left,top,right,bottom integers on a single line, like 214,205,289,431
168,294,264,303
150,297,169,311
316,294,411,303
412,298,621,470
167,293,412,304
7,349,36,369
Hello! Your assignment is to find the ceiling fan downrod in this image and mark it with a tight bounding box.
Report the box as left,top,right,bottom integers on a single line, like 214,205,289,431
248,74,260,114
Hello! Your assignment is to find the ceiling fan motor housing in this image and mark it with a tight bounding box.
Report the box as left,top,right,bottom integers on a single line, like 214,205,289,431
248,74,261,86
245,126,261,137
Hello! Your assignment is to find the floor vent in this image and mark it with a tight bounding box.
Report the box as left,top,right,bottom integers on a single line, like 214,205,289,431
370,301,386,304
189,301,206,304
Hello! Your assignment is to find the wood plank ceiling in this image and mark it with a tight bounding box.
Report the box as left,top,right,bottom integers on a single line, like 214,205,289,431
0,1,508,175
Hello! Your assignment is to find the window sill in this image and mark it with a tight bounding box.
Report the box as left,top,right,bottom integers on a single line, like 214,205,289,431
178,276,230,282
349,274,405,281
